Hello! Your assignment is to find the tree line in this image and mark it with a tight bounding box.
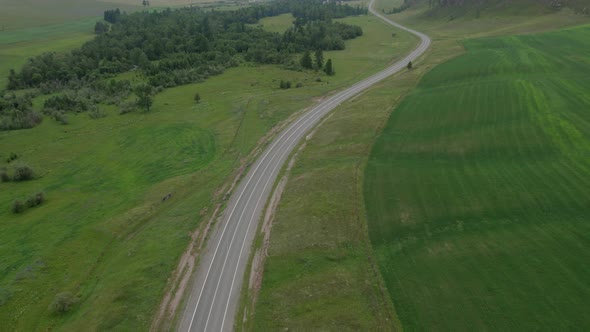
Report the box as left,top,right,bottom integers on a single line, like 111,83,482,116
1,0,366,130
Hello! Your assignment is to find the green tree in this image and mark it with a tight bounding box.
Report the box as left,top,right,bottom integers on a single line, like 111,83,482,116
194,92,201,104
279,80,291,89
94,21,109,35
130,48,149,68
324,58,334,76
300,50,313,69
7,69,19,90
135,84,154,112
314,49,324,71
407,60,413,70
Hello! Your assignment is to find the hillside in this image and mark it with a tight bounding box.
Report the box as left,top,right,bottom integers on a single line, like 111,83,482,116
414,0,590,17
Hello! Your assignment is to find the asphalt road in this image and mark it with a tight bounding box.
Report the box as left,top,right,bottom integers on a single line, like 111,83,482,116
177,2,431,331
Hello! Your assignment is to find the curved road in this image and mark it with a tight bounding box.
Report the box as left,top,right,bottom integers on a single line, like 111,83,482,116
178,1,430,331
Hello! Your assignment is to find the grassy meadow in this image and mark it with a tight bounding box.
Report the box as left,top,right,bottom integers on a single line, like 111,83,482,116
0,20,96,89
0,12,414,330
255,13,295,33
0,0,141,31
364,24,590,331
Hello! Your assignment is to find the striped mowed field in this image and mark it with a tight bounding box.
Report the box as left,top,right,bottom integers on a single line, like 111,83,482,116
365,25,590,331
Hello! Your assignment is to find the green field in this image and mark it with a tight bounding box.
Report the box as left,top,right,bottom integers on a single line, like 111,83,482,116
0,20,97,89
0,0,140,31
364,24,590,330
0,12,416,330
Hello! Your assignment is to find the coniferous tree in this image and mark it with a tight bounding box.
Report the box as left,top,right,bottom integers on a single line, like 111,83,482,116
300,50,313,69
94,21,109,35
324,58,334,76
314,49,324,71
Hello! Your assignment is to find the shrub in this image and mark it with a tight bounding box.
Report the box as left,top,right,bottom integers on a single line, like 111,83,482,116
296,82,303,88
88,106,107,119
119,101,136,115
0,168,9,182
11,200,25,214
26,192,45,208
54,111,69,125
0,94,42,131
6,152,18,163
13,164,34,181
0,109,42,131
49,292,78,315
279,80,292,89
43,93,88,113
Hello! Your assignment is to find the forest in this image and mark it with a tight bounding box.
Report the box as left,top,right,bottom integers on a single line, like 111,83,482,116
0,0,366,130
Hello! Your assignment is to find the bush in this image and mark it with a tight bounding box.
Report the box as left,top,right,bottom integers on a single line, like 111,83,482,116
0,109,42,131
6,152,18,163
26,192,45,208
296,82,303,88
119,101,136,115
43,93,89,113
88,106,107,119
13,164,34,181
279,80,292,89
54,111,69,125
0,94,42,131
0,168,9,182
12,200,25,214
11,192,46,213
49,292,78,315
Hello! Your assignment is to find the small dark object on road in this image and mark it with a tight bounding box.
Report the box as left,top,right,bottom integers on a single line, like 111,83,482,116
162,193,173,202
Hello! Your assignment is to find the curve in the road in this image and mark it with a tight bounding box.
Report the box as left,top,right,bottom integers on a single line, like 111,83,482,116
178,1,431,331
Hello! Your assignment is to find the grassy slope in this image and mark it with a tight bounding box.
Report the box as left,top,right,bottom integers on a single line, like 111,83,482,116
248,15,421,332
0,13,412,331
365,22,590,331
375,0,589,39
